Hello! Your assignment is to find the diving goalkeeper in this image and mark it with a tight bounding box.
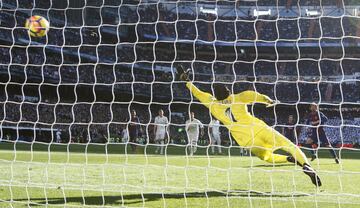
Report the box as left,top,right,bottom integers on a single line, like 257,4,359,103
177,66,322,187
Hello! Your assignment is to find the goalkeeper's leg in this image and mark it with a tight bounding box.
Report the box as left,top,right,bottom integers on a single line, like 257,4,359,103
252,128,309,166
251,127,322,186
250,147,288,163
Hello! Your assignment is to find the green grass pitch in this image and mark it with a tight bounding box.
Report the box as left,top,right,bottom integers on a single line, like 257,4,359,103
1,142,360,207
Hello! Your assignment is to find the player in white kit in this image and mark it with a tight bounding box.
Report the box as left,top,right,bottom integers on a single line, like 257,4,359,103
154,109,169,154
209,118,222,154
185,112,204,156
121,127,129,143
56,129,61,143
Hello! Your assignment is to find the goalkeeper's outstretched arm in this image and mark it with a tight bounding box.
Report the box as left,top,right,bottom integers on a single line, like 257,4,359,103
177,65,274,107
177,65,213,107
185,82,213,108
234,90,274,106
185,83,274,108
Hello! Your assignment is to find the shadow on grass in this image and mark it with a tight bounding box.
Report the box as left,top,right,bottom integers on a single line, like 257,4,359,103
246,164,298,168
17,190,310,206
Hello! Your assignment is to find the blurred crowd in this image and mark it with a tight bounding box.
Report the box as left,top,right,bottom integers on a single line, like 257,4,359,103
130,3,358,42
1,45,358,104
1,90,359,147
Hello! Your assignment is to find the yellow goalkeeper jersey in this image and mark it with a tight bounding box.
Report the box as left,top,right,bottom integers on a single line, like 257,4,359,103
186,82,273,146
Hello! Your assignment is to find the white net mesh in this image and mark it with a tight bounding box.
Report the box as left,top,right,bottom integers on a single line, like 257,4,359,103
0,0,360,207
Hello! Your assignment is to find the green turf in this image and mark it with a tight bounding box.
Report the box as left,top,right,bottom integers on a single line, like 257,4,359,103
0,142,360,207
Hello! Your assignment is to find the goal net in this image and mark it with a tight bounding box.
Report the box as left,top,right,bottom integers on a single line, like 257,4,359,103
0,0,360,207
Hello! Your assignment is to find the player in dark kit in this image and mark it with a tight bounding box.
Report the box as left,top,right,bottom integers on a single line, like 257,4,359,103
306,103,339,164
128,110,142,152
282,115,298,145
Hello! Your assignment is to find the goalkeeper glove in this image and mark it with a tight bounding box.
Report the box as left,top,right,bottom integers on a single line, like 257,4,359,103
176,65,191,81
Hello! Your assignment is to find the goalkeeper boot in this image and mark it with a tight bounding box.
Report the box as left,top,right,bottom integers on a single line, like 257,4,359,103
303,164,322,187
286,156,303,167
335,158,340,164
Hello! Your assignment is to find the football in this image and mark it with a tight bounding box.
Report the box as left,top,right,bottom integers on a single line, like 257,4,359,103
25,15,49,37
